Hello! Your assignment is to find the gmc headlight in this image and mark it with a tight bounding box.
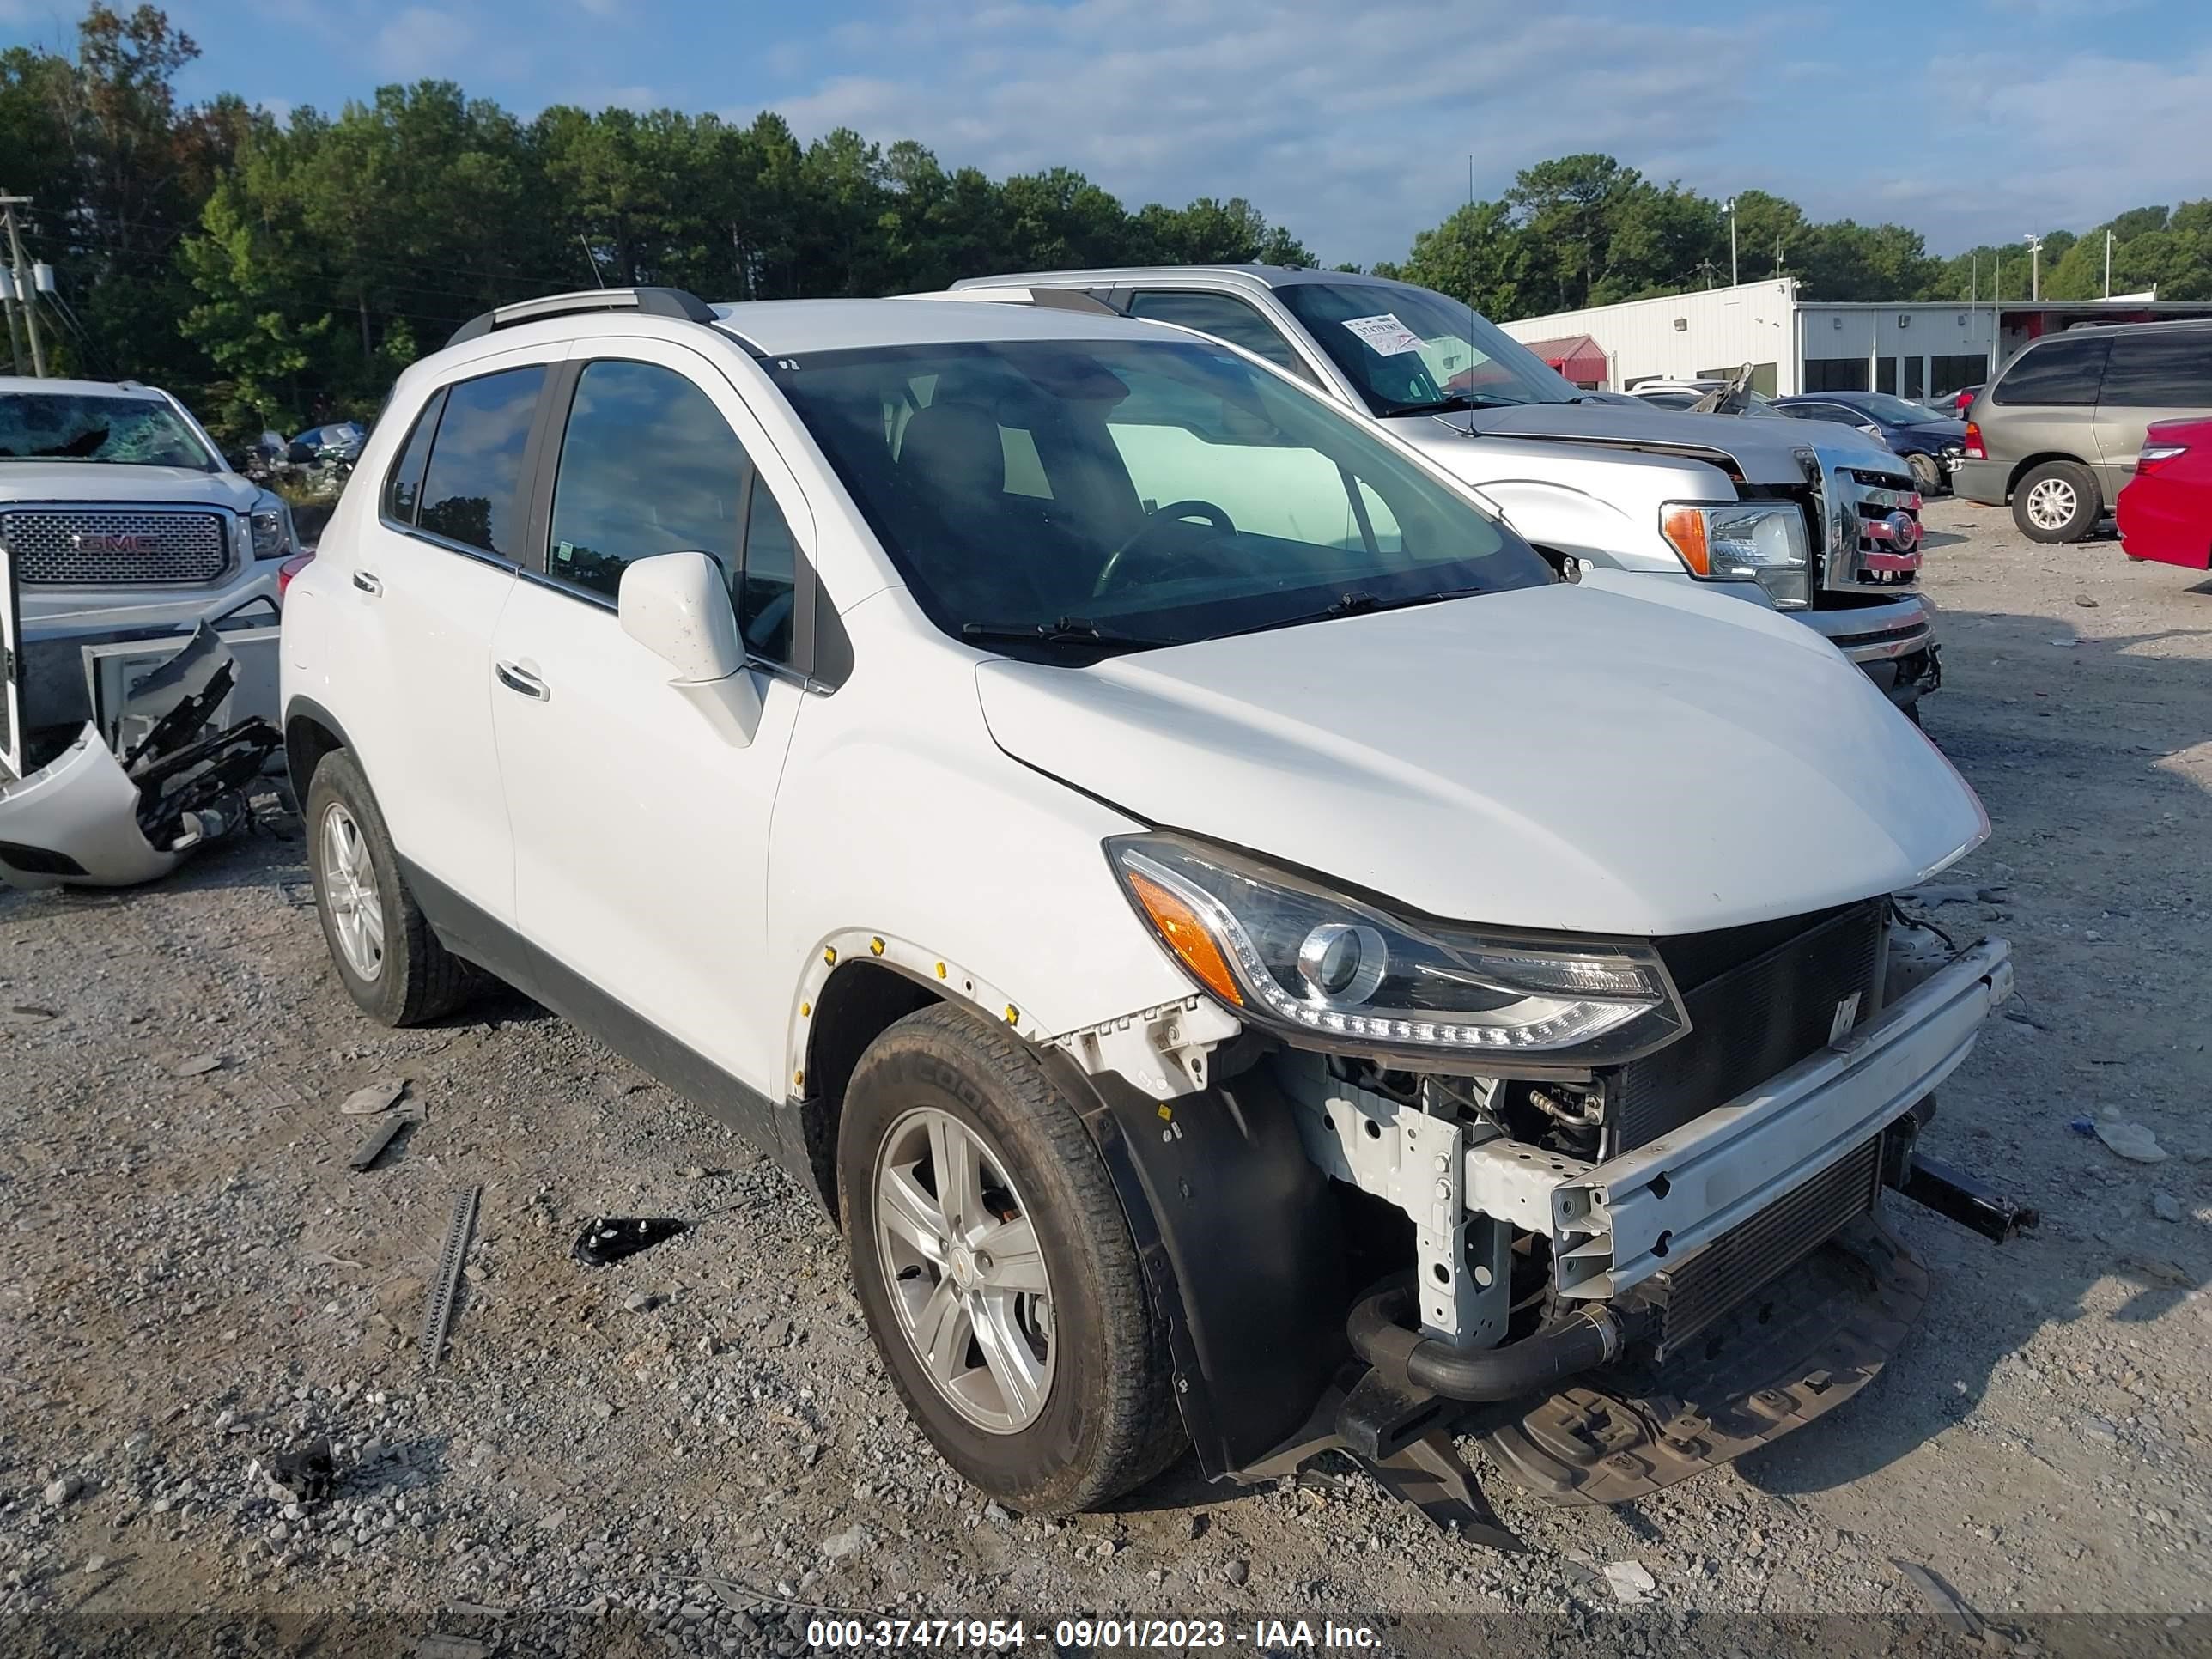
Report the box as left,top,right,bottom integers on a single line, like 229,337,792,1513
1109,837,1687,1063
1661,501,1809,610
250,500,295,561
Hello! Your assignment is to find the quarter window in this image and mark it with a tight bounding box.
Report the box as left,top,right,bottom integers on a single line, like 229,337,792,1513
415,366,546,557
2100,331,2212,407
1992,336,2108,407
381,388,444,526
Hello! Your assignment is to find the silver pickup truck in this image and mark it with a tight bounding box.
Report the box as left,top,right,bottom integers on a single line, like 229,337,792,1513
952,267,1940,715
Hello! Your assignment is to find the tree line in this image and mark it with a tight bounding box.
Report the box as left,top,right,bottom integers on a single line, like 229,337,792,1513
3,6,2208,444
1377,154,2212,323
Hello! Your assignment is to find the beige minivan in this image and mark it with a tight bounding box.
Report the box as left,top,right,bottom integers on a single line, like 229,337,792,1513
1954,318,2212,543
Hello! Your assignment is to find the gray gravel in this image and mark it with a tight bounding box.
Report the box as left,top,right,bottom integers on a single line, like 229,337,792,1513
0,498,2206,1648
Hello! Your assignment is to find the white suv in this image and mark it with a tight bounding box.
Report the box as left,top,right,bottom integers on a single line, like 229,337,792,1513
284,287,2024,1526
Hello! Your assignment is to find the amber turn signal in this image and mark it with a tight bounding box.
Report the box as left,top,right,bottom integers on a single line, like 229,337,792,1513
1660,506,1711,575
1125,870,1243,1006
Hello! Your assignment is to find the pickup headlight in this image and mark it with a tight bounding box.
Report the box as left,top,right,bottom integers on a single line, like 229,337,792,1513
1109,837,1687,1063
250,501,295,561
1661,501,1809,610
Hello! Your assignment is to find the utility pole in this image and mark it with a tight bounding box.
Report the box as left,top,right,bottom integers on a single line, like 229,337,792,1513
2104,228,2113,300
2023,233,2044,303
1723,198,1738,286
0,266,22,376
1,194,46,376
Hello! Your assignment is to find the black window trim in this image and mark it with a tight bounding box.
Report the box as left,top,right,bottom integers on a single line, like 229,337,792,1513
378,368,549,573
514,353,838,689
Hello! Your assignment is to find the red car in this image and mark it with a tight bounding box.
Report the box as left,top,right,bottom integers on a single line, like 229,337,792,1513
2117,417,2212,568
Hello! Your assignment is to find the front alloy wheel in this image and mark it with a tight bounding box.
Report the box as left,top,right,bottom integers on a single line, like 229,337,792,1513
839,1005,1184,1513
873,1106,1056,1433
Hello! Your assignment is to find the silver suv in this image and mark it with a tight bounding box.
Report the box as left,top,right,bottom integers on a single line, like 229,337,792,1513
0,376,299,777
1954,318,2212,542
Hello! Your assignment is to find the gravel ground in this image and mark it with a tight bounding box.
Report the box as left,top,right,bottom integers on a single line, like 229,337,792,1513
2,496,2208,1653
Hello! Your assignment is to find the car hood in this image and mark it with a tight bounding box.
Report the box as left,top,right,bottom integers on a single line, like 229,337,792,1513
1394,401,1899,484
0,463,258,507
974,572,1986,938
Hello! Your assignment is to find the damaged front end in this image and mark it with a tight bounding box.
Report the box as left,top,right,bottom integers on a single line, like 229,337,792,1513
1063,885,2034,1545
0,623,280,890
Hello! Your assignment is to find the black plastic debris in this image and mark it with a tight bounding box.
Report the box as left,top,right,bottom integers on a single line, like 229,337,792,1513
573,1216,688,1267
270,1437,337,1504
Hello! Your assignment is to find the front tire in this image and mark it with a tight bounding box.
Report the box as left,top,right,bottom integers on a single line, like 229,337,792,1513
304,749,477,1026
2012,459,2100,543
838,1005,1184,1513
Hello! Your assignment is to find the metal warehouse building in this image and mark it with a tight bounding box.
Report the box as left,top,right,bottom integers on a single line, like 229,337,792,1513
1496,278,2212,401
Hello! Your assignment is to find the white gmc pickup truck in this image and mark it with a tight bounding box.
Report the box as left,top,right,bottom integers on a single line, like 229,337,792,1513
952,267,1941,717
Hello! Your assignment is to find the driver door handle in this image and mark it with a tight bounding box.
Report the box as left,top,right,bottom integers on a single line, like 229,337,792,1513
352,570,382,596
495,660,550,701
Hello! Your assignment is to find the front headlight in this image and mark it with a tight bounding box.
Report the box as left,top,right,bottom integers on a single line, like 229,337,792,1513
1661,501,1810,610
250,500,295,561
1109,837,1687,1064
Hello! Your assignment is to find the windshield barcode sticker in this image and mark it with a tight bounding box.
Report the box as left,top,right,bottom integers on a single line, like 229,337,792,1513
1341,313,1425,356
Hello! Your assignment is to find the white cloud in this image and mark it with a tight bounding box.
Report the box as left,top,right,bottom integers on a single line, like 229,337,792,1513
765,0,1778,264
373,5,477,82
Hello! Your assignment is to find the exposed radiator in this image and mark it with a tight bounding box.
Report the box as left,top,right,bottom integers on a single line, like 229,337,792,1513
1624,1133,1883,1362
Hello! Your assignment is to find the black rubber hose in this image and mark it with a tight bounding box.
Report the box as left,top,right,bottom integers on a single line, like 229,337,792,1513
1346,1274,1629,1403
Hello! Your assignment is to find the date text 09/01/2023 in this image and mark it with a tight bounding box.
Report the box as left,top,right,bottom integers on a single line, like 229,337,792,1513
804,1618,1384,1650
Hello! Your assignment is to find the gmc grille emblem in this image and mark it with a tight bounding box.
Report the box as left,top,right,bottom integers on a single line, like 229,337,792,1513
70,532,161,555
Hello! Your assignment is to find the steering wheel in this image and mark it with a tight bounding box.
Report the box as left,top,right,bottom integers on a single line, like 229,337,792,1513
1091,501,1237,598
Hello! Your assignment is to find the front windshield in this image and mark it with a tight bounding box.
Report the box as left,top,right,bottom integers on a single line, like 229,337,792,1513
0,392,216,470
1275,283,1577,417
1850,392,1945,427
774,336,1553,654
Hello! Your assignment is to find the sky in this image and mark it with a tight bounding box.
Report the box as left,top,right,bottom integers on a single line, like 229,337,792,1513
2,0,2203,267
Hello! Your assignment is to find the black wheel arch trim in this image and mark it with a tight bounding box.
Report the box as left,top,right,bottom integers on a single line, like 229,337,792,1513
1038,1049,1351,1481
283,695,360,806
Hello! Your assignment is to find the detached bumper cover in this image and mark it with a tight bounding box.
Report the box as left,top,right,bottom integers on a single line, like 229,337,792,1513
1469,938,2012,1304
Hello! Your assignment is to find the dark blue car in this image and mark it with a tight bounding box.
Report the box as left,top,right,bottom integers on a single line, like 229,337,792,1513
1771,391,1967,495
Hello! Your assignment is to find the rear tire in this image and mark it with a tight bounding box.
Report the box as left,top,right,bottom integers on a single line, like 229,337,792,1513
1906,452,1944,495
838,1004,1184,1513
304,749,477,1026
2012,459,2100,543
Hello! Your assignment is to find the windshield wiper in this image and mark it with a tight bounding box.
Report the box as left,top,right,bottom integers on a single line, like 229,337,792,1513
1219,586,1489,640
960,616,1182,652
1372,392,1520,419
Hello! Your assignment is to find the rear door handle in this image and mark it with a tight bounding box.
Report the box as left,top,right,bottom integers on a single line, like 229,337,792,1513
352,570,382,596
495,660,550,701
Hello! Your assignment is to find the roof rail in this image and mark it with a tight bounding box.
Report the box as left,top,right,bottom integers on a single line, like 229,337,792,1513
447,286,718,348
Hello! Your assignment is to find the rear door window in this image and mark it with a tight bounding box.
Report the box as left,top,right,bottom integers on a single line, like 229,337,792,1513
415,366,547,558
2100,331,2212,407
1992,336,2109,407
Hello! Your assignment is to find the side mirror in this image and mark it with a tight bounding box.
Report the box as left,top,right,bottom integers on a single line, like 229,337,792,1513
618,550,744,684
1858,423,1881,437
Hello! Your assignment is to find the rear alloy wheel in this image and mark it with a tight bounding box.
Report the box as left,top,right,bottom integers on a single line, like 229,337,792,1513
839,1005,1184,1513
304,749,479,1026
1906,451,1944,495
2012,459,2100,543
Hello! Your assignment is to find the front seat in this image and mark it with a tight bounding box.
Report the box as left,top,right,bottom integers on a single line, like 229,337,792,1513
895,402,1061,612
